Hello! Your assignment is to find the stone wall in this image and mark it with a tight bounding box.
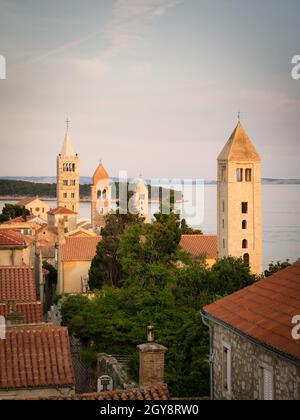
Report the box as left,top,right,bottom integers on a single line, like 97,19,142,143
212,323,300,400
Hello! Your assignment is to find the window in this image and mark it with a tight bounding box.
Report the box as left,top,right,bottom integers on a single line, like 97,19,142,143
261,368,273,400
72,163,75,172
222,219,225,229
71,193,75,199
242,220,247,229
242,202,248,214
140,194,145,201
35,208,40,212
223,238,226,249
64,216,68,222
97,190,101,199
236,168,243,182
70,180,76,186
242,239,248,249
102,189,107,200
72,205,75,211
222,200,225,213
63,180,68,186
222,343,231,394
221,165,227,182
63,193,67,199
245,169,252,182
42,208,45,213
243,253,250,266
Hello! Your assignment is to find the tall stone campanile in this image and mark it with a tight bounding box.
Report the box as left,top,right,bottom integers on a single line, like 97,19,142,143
217,121,262,275
57,122,80,216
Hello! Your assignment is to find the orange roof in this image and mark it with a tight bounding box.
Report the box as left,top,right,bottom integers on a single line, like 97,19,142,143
24,383,169,400
61,236,101,261
0,266,37,302
180,235,217,259
203,262,300,361
0,302,42,324
93,162,110,184
48,207,77,215
0,324,74,390
0,229,27,248
16,197,39,206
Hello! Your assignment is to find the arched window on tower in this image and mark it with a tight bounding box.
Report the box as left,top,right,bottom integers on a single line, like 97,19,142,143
242,239,248,249
69,163,72,172
97,190,101,200
242,220,247,230
102,189,107,200
72,163,75,172
243,253,250,266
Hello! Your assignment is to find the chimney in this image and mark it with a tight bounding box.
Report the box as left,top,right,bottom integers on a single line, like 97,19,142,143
6,300,24,326
137,326,167,387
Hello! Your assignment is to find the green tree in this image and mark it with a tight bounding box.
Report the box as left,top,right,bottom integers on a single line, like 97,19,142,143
180,218,203,235
0,203,30,223
264,260,291,277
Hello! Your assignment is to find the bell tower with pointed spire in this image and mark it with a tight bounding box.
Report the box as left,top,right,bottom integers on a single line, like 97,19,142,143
217,120,262,275
57,120,80,216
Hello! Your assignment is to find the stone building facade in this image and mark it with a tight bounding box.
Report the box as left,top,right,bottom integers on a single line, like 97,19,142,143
210,323,300,400
202,262,300,400
217,122,262,275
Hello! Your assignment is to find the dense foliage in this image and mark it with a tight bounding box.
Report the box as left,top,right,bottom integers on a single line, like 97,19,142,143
264,260,291,277
62,211,257,397
0,203,30,223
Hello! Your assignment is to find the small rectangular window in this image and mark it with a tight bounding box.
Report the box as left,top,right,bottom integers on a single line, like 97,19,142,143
63,193,67,199
222,200,225,213
71,193,75,199
223,343,231,394
70,180,76,186
63,180,68,186
221,165,227,182
245,169,252,182
222,219,225,229
237,168,243,182
242,202,248,214
262,368,273,401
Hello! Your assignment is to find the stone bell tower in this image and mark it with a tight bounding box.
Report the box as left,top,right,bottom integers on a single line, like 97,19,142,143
217,120,263,275
91,161,111,233
57,120,80,215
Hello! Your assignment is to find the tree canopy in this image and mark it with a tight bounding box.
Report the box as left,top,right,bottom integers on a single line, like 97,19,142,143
62,211,257,397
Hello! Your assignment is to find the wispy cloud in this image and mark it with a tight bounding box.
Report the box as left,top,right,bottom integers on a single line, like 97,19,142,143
18,0,182,70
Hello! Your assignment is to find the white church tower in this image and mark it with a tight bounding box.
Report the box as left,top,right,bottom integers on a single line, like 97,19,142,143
217,120,263,275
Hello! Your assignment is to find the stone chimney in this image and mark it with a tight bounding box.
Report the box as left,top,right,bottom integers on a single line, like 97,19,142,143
6,300,24,326
137,326,167,387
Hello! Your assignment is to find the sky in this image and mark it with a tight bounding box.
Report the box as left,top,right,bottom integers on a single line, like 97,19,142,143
0,0,299,180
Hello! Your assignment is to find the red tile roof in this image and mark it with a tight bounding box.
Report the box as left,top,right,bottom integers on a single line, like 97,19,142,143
16,197,38,206
48,207,77,215
0,229,27,248
180,235,217,259
203,262,300,361
0,302,42,324
0,324,74,389
25,383,169,400
61,237,101,261
0,266,37,302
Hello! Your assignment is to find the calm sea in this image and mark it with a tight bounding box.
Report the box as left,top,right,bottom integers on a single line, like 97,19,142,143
1,184,300,270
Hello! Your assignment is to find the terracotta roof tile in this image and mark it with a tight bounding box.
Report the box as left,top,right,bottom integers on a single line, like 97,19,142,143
61,236,101,261
0,324,74,389
16,197,38,206
203,262,300,361
180,235,217,259
24,383,169,400
0,266,37,302
48,207,77,215
0,302,42,324
0,229,27,248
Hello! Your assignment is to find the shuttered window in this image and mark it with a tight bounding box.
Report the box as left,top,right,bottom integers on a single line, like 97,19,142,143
263,368,273,400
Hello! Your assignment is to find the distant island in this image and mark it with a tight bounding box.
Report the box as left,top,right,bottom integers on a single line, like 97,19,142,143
0,178,183,202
